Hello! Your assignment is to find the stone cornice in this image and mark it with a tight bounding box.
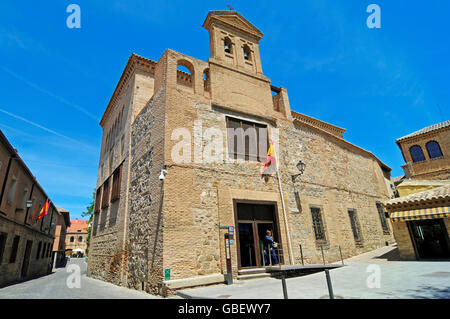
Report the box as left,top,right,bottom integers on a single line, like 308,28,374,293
99,53,157,127
291,111,346,139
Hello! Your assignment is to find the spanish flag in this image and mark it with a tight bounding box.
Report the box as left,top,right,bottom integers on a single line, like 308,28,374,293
261,142,277,177
37,199,50,221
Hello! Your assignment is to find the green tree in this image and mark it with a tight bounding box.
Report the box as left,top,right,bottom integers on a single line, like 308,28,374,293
81,189,95,245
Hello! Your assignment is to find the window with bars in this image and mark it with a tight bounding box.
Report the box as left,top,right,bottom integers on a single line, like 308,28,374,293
348,209,363,243
101,178,110,209
111,164,122,202
226,117,268,162
376,202,390,233
310,207,327,243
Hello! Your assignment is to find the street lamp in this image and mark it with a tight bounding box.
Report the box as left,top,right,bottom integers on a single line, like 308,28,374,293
26,200,33,208
291,160,306,182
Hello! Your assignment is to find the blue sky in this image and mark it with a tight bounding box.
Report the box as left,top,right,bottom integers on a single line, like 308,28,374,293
0,1,448,219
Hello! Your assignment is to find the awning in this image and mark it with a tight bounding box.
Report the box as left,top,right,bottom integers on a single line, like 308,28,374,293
390,206,450,222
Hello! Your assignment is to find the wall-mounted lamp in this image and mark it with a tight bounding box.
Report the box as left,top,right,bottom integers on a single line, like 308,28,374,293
26,200,33,208
291,160,306,182
159,169,168,181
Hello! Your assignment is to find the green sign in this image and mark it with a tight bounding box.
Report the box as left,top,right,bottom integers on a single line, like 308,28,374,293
164,268,171,281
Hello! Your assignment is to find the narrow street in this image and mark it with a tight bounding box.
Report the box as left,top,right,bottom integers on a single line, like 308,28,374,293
0,258,166,299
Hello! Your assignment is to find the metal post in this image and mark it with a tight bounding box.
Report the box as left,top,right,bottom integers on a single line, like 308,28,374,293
299,244,304,265
281,272,288,299
339,246,344,265
277,245,281,267
325,269,334,299
269,246,273,267
321,246,325,265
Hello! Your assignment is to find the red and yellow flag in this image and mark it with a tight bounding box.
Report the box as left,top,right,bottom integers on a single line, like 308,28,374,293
37,199,50,221
261,142,277,177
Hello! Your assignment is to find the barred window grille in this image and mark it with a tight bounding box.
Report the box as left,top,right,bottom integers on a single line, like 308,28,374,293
376,203,390,233
311,207,326,242
348,209,362,243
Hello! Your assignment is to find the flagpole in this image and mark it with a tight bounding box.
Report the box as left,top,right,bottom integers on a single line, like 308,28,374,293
273,148,295,265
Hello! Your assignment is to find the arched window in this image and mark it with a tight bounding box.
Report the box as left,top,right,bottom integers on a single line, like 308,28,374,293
243,45,251,61
426,141,443,159
176,59,195,89
410,145,425,162
78,236,83,243
224,37,232,54
70,236,74,243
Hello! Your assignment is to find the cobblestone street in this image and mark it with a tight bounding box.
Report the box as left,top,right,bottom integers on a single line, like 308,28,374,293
0,258,170,299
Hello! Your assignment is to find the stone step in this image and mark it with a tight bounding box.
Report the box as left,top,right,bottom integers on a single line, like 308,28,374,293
238,267,266,276
237,273,271,281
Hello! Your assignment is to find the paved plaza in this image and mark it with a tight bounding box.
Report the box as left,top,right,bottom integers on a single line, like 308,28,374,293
177,245,450,299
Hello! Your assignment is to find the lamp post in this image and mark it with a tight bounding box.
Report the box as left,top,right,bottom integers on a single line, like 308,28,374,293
291,160,306,182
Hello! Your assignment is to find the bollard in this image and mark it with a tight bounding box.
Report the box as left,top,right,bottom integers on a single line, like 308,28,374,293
325,269,334,299
269,247,273,267
281,272,288,299
339,246,344,265
299,244,304,265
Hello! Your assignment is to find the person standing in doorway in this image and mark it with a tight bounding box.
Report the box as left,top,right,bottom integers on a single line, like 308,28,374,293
264,230,279,265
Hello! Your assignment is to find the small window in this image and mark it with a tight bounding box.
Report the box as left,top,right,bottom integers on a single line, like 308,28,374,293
41,243,46,259
376,202,390,233
94,187,102,213
101,178,110,208
348,209,363,243
310,207,327,243
0,232,7,264
243,45,251,61
7,177,18,203
70,236,74,243
78,236,83,243
18,188,29,210
224,37,232,54
111,164,123,202
410,145,425,162
9,235,20,263
426,141,443,159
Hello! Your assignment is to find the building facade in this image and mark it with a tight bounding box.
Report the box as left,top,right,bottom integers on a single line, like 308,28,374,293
396,120,449,181
65,219,89,256
88,11,394,295
52,207,70,267
0,130,59,287
386,121,450,260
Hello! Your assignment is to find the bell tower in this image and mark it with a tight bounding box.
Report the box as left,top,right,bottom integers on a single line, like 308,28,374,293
203,11,264,75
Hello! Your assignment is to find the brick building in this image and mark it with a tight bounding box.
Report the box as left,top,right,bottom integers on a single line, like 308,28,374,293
0,130,59,287
385,121,450,260
65,218,89,257
88,11,394,295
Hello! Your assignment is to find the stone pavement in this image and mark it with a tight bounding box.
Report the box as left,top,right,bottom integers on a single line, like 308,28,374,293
178,245,450,299
0,257,177,299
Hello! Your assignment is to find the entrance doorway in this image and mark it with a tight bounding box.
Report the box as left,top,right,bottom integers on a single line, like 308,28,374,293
407,219,450,259
21,240,33,278
234,201,281,269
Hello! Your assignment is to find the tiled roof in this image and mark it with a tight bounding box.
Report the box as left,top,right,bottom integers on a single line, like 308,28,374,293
397,120,450,141
385,184,450,206
67,219,89,233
